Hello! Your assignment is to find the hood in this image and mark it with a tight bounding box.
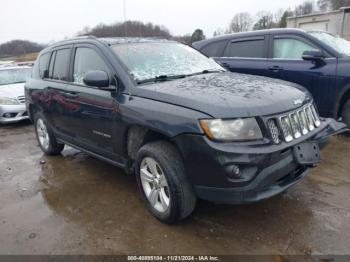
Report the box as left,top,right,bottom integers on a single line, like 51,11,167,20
134,72,310,118
0,83,25,98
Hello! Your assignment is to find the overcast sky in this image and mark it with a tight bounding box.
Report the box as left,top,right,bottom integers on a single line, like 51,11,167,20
0,0,306,44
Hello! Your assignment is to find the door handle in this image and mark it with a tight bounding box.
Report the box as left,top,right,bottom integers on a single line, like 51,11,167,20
268,66,284,72
62,92,78,98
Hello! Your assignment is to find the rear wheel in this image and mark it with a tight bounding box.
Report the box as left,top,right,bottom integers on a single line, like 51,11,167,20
342,99,350,128
34,113,64,155
135,141,196,224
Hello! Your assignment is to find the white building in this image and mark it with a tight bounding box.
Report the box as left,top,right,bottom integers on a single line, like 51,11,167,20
287,6,350,40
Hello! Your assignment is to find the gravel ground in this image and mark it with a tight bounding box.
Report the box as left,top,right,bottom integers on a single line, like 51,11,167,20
0,121,349,256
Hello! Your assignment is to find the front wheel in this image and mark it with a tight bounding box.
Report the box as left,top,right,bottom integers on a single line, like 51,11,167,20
342,99,350,128
135,141,196,224
34,113,64,155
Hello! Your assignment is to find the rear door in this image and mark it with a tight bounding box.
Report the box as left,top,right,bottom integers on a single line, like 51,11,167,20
214,36,271,77
59,44,118,158
44,47,72,133
267,34,337,116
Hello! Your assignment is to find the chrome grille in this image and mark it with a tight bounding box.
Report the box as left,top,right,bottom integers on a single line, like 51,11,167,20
17,96,25,104
268,103,321,144
267,119,281,144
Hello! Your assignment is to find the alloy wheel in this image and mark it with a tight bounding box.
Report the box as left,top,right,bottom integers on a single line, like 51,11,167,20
36,118,50,150
140,157,170,213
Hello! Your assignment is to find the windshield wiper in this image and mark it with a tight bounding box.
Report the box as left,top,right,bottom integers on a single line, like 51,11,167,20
137,74,187,85
137,69,225,85
189,68,226,77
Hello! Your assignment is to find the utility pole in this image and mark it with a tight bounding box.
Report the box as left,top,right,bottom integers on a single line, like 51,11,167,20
123,0,127,36
124,0,127,22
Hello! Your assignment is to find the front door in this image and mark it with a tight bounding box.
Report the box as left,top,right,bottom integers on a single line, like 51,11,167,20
267,34,337,117
61,45,119,159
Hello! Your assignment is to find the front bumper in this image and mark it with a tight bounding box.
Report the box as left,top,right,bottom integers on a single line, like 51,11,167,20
0,104,29,124
173,118,347,204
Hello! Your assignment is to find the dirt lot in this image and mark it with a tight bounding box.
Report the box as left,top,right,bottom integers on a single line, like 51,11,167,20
0,121,350,255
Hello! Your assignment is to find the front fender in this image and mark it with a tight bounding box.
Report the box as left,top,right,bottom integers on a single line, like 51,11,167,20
120,95,209,137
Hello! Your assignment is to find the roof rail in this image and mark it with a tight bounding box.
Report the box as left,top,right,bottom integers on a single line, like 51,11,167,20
51,35,98,45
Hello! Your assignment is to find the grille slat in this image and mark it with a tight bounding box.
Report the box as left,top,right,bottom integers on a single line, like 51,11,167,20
298,110,309,135
17,96,25,104
290,113,301,139
280,116,293,142
305,107,315,131
310,105,321,127
268,103,321,144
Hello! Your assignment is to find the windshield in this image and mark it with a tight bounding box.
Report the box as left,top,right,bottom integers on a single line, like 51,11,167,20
0,68,32,86
112,42,224,82
308,31,350,57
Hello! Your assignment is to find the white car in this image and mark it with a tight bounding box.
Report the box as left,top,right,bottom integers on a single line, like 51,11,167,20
0,66,32,124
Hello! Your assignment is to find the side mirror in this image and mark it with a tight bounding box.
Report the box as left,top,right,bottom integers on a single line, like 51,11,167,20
302,50,325,63
83,70,113,90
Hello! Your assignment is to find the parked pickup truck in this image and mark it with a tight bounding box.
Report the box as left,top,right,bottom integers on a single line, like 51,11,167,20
25,37,346,223
193,29,350,127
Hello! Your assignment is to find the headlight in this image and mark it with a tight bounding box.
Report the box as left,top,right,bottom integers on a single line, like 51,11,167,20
0,96,20,105
200,118,263,142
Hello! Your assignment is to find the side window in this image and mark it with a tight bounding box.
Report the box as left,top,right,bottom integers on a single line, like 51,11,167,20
201,41,228,57
273,38,316,59
52,49,71,81
38,53,51,78
225,39,265,58
73,47,109,85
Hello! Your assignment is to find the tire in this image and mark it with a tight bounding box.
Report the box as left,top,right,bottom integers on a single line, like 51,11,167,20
135,141,196,224
342,99,350,128
34,112,64,155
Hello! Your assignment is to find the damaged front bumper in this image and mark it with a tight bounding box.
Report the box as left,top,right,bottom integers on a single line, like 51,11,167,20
173,118,347,204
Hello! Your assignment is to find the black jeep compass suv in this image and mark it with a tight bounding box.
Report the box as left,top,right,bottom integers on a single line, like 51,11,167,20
25,36,346,223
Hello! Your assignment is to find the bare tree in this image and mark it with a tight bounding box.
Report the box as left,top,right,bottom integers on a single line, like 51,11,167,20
253,11,278,30
294,1,315,16
228,12,253,33
318,0,350,10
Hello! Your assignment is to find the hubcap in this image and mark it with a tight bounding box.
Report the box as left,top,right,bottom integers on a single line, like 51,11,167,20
36,118,50,150
140,157,170,213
